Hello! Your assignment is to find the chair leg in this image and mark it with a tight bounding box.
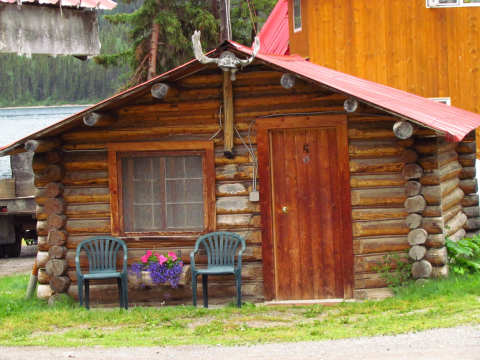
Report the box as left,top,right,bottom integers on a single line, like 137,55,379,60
117,278,123,309
122,276,128,310
192,273,197,307
85,279,90,310
202,274,208,308
236,273,242,308
78,278,84,307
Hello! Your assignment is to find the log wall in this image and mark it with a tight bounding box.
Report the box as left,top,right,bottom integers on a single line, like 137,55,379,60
30,66,471,303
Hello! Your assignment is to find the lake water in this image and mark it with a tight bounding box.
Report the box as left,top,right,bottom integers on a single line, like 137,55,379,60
0,105,88,178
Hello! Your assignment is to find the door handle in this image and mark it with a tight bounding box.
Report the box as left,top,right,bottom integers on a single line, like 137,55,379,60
281,206,288,214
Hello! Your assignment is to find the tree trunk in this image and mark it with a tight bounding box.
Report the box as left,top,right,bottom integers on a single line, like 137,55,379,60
147,18,160,80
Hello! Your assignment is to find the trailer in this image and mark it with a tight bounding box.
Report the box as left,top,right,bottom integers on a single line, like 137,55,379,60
0,151,36,258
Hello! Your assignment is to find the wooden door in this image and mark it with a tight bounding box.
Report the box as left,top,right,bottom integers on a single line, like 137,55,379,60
257,116,353,300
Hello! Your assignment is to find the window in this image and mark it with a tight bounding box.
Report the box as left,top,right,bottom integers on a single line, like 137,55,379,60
427,0,480,7
108,141,215,236
293,0,302,32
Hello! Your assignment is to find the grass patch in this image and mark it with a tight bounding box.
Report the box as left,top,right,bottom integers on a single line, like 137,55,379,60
0,274,479,347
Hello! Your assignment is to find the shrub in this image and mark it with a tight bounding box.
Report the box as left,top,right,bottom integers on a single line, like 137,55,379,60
446,234,480,275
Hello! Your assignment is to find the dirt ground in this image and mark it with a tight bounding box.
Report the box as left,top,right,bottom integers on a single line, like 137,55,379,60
0,245,37,277
0,325,479,360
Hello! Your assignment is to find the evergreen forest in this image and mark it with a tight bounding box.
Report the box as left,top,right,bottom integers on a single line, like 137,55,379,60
0,0,275,107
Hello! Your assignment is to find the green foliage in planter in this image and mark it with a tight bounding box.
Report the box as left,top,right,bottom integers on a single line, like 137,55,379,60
446,234,480,275
374,253,412,290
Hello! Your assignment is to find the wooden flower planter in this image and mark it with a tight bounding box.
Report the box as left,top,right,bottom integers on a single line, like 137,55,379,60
129,265,191,288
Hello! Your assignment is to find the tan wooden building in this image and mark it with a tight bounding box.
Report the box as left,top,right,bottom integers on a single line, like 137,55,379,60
2,41,480,305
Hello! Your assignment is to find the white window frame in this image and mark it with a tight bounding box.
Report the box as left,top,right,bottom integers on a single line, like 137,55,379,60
427,0,480,8
430,97,452,106
293,0,302,32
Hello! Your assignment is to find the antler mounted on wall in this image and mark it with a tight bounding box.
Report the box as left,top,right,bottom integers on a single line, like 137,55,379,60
192,30,260,80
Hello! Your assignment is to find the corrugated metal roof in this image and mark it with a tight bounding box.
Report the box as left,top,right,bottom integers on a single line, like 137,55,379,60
1,41,480,155
258,0,289,55
0,0,116,10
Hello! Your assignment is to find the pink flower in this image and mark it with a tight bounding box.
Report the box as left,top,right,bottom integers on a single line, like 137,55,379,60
140,254,149,263
146,250,152,257
158,254,168,265
168,252,177,261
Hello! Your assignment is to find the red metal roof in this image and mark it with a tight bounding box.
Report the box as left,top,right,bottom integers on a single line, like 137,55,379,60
258,0,289,55
0,0,116,10
2,41,480,155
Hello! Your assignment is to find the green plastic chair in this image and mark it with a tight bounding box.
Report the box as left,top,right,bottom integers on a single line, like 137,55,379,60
75,236,128,310
190,232,246,308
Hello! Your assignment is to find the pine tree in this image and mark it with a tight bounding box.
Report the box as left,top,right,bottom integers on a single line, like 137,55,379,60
95,0,276,86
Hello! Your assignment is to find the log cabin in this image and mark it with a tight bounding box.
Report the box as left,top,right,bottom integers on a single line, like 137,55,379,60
2,40,480,305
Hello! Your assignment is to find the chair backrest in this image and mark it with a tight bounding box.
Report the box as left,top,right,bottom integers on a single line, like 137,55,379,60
75,236,127,274
194,232,246,267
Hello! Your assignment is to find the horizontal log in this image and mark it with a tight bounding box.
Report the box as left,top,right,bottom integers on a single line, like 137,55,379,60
463,206,480,218
348,128,397,140
460,167,476,180
65,203,110,219
36,251,49,267
350,174,405,188
62,123,250,143
349,157,405,173
405,181,422,197
354,252,408,273
63,187,110,204
459,178,478,195
456,140,476,154
415,138,457,155
215,155,252,166
426,234,445,248
431,265,449,278
408,228,428,245
352,219,409,237
351,208,407,221
46,151,62,164
406,213,422,229
441,204,462,223
66,219,111,234
38,268,50,285
216,214,261,228
402,163,423,180
442,188,465,212
38,170,109,188
47,230,67,246
66,282,263,305
445,211,467,237
421,217,444,234
68,245,263,269
216,197,260,214
25,138,61,153
353,287,394,300
449,228,466,242
411,260,432,279
351,188,405,207
216,183,249,197
421,177,459,205
46,259,67,277
354,272,391,289
417,150,457,171
45,182,64,198
409,245,426,261
37,284,53,300
420,161,462,186
458,153,476,167
216,164,255,181
462,194,479,207
353,236,409,255
47,214,67,230
50,276,71,293
425,247,447,266
465,217,480,231
348,140,405,158
44,198,65,215
48,245,67,259
404,195,426,213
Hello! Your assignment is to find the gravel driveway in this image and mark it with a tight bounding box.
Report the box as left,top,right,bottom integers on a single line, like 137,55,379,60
0,325,479,360
0,245,36,277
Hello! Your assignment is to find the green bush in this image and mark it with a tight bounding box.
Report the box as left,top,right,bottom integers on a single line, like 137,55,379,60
446,234,480,275
374,253,412,290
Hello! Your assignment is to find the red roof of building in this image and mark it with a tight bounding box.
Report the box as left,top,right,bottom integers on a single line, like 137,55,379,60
0,0,116,10
1,41,479,155
258,0,289,55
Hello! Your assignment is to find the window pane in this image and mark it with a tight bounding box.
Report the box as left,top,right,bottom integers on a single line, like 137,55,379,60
121,153,204,233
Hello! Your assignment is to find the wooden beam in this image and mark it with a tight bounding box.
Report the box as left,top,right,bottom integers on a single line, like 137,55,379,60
223,71,235,158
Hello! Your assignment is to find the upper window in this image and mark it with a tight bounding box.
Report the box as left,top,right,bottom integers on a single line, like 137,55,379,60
108,141,215,236
293,0,302,32
427,0,480,7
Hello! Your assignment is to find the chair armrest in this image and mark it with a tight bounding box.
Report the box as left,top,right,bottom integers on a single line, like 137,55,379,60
190,250,198,271
121,247,128,275
236,249,244,270
75,250,83,278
